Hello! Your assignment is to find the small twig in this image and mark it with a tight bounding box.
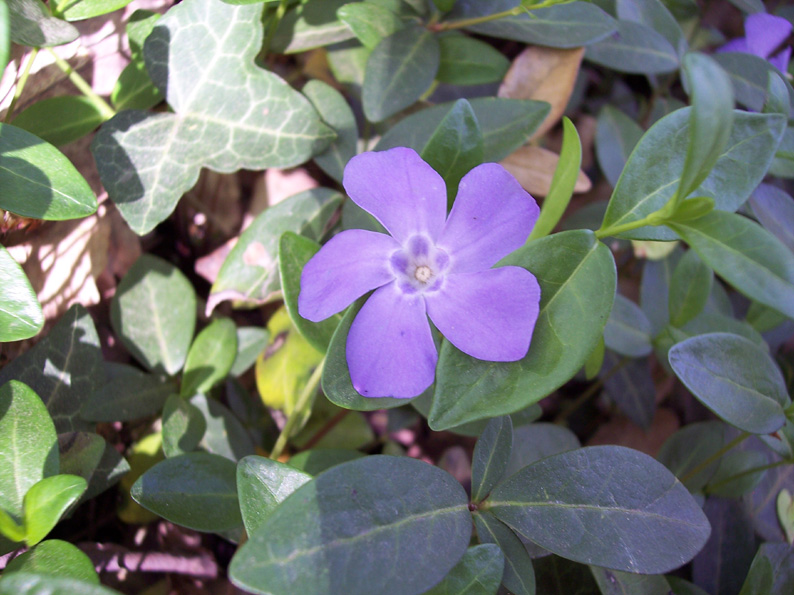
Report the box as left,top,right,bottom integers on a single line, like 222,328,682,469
269,358,325,460
300,409,351,451
46,48,115,120
4,48,39,122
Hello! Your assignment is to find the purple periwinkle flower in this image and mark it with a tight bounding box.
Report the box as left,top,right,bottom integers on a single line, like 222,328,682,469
298,147,541,399
718,12,792,73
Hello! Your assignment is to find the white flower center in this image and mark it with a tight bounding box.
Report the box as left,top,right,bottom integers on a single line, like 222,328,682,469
389,234,449,295
414,265,432,283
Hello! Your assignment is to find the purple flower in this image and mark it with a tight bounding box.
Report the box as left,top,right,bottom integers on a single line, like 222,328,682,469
718,12,792,73
298,147,541,398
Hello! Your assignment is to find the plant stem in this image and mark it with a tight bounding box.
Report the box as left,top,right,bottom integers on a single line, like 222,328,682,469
679,432,751,484
262,0,290,58
704,459,791,494
594,212,665,240
433,0,570,31
269,358,325,460
300,409,350,451
4,48,39,123
47,48,115,120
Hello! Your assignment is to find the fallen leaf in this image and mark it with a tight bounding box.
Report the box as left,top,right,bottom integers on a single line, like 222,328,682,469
501,145,591,197
498,46,585,141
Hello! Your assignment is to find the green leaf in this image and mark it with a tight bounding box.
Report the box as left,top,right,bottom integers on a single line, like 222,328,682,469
51,0,132,21
270,0,356,54
110,61,163,111
738,549,774,595
302,80,358,183
528,117,582,241
22,475,86,546
705,449,766,498
131,452,242,532
377,97,550,162
585,20,679,74
3,539,98,583
208,188,342,313
57,432,104,493
595,105,643,188
601,109,786,240
602,351,656,429
677,52,734,202
463,2,616,49
424,544,505,595
657,421,725,492
420,98,484,205
471,417,513,504
10,96,105,146
436,33,510,85
92,0,333,235
161,394,206,458
0,304,102,433
322,298,417,411
80,368,175,422
0,245,43,342
487,445,710,574
670,196,716,222
668,332,788,434
603,293,653,357
584,336,605,380
126,9,160,56
590,566,671,595
279,232,343,352
230,456,472,595
236,455,312,536
669,249,712,327
111,255,196,375
67,435,128,503
749,183,794,253
287,448,365,476
363,25,440,122
713,52,794,112
668,211,794,319
181,318,237,397
473,512,536,595
0,123,96,220
0,507,25,543
6,0,78,47
0,0,9,71
0,574,122,595
230,327,269,377
616,0,687,57
337,2,404,49
190,393,255,461
506,423,581,477
430,231,616,430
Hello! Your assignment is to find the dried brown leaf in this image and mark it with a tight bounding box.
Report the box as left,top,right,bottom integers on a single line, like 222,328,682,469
500,145,591,198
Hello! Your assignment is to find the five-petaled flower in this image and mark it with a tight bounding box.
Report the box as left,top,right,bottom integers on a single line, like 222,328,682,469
298,147,541,398
718,12,792,73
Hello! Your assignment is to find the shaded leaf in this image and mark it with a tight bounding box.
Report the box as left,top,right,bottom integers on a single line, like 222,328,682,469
437,33,510,85
0,245,43,342
181,318,237,397
190,393,255,462
471,416,513,503
80,368,175,422
230,327,269,377
425,544,505,595
586,20,678,74
474,512,536,595
271,0,356,54
303,80,358,183
337,2,404,49
162,394,206,458
6,0,78,47
669,249,712,327
11,96,105,146
749,183,794,253
603,293,653,357
602,351,656,429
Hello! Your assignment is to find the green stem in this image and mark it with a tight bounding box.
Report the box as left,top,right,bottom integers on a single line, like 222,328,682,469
433,0,570,31
262,0,290,57
4,48,39,123
269,358,325,460
679,432,750,484
594,212,665,240
47,49,115,120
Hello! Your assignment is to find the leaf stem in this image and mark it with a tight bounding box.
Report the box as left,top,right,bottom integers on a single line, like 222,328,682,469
679,431,750,484
4,48,39,123
262,0,290,58
594,212,666,239
269,358,325,460
704,459,791,494
47,48,115,120
432,0,569,31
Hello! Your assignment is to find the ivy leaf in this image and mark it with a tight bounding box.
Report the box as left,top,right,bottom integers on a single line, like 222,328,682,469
91,0,334,235
6,0,78,47
230,456,471,595
487,446,710,574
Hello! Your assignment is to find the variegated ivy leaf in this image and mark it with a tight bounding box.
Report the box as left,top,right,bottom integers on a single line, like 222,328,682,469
91,0,334,235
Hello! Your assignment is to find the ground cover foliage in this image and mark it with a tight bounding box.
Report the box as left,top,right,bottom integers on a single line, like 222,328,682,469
1,0,793,593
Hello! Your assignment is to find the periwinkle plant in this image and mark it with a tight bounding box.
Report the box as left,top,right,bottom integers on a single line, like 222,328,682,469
0,0,793,594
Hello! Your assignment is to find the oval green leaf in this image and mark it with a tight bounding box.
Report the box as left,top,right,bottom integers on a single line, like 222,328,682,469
429,230,616,430
303,80,358,183
3,539,98,583
0,573,122,595
424,544,505,595
23,474,87,546
0,123,96,220
230,456,471,595
436,34,510,85
161,394,206,458
0,245,43,342
11,96,106,146
669,249,713,327
473,511,536,595
181,318,237,397
603,292,653,357
668,332,788,434
586,20,679,74
487,445,710,574
131,452,242,532
471,416,513,503
80,369,175,422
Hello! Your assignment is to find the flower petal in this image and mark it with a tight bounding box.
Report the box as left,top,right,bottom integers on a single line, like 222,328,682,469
299,230,399,322
438,163,539,274
717,38,748,54
769,47,792,73
346,283,436,398
343,147,448,243
426,267,540,361
745,13,792,59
